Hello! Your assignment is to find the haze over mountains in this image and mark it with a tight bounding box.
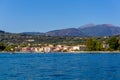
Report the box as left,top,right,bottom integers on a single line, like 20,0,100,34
1,24,120,36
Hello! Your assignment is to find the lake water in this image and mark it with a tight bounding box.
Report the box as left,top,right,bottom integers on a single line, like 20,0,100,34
0,53,120,80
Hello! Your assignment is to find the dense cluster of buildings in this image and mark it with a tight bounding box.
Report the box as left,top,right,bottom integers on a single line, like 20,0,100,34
18,45,87,53
10,37,109,53
12,40,109,53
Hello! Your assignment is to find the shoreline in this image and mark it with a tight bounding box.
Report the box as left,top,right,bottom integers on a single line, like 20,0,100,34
0,51,120,54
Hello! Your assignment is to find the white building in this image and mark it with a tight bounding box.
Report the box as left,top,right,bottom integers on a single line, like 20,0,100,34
44,47,52,52
72,45,86,51
72,46,80,51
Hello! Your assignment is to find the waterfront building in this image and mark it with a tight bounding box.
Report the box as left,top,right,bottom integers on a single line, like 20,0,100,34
44,47,52,52
72,45,86,51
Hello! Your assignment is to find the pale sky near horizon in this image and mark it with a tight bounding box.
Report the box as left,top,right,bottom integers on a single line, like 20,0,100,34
0,0,120,33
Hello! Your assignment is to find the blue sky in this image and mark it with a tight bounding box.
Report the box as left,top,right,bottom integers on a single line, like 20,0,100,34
0,0,120,33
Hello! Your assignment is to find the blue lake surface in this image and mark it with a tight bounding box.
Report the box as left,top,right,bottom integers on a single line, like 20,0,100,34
0,53,120,80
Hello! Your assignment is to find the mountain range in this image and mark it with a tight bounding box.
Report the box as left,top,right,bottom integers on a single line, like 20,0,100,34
46,24,120,36
1,24,120,36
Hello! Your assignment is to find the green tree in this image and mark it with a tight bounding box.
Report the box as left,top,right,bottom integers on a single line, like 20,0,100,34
86,38,102,51
20,43,27,47
86,38,95,51
0,42,5,51
4,46,12,52
107,37,119,50
118,40,120,50
95,41,103,51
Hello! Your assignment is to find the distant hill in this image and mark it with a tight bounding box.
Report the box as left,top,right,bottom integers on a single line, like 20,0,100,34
1,24,120,37
0,30,5,33
46,28,85,36
20,32,45,35
46,24,120,36
79,24,120,36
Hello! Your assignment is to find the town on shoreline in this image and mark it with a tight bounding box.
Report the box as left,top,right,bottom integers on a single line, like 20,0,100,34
0,34,120,53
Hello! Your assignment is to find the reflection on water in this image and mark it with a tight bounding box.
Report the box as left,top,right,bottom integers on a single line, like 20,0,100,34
0,53,120,80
